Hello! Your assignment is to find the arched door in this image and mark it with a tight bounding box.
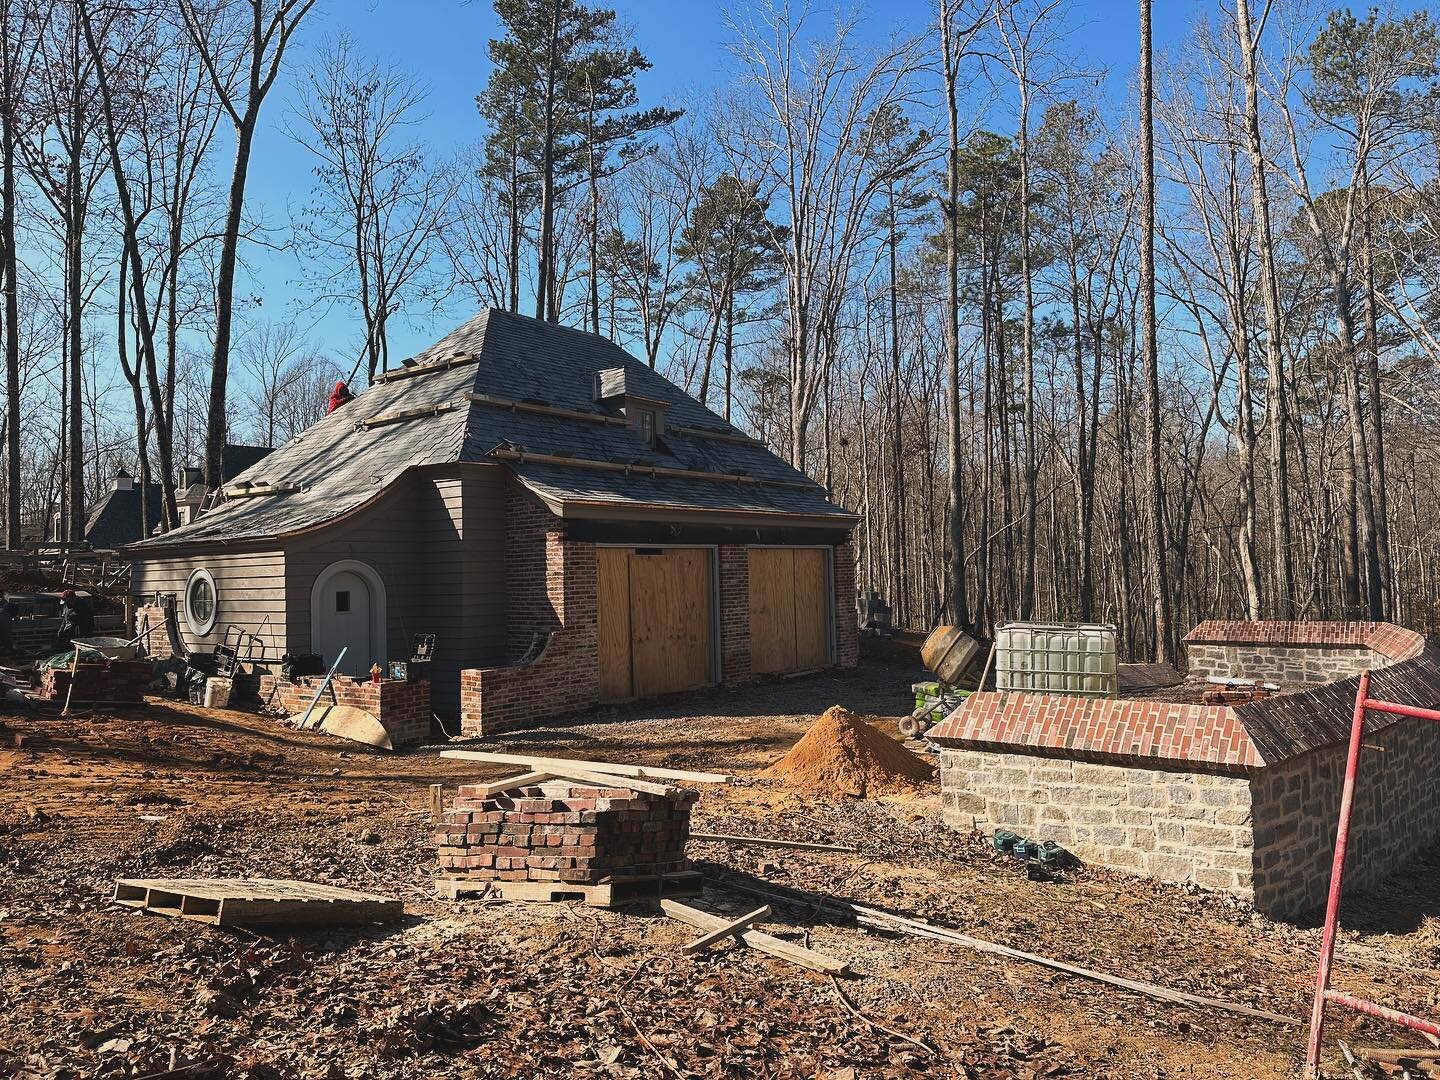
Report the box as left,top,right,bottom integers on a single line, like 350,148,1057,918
312,562,382,677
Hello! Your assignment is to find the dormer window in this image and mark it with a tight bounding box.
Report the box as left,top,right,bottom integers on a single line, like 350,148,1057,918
638,409,656,446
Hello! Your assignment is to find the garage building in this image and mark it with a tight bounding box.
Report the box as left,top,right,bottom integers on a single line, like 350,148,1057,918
124,309,859,734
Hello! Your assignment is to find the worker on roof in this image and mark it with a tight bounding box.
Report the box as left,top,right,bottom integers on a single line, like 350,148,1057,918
54,589,95,653
327,380,354,414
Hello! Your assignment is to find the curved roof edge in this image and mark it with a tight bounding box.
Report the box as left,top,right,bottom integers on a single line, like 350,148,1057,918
1182,620,1425,663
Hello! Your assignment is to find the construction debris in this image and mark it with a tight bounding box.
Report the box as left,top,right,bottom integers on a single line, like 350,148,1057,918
763,706,933,798
660,899,849,975
688,832,859,853
683,904,772,953
113,878,402,928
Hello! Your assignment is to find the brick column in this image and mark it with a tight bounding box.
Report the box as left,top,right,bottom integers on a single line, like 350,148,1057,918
718,545,751,685
460,490,599,736
134,605,172,659
833,541,858,668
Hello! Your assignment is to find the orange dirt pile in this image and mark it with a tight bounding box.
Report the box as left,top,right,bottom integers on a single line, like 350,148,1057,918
763,706,935,798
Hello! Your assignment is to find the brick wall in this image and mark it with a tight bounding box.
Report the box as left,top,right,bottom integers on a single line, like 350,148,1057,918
460,493,598,736
133,605,172,659
258,672,432,747
833,541,858,668
718,545,750,686
939,748,1256,900
1186,642,1383,686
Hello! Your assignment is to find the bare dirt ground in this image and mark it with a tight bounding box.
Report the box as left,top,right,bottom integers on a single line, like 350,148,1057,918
1,655,1438,1079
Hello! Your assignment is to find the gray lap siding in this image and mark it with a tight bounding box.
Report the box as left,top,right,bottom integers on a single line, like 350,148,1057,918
130,549,288,661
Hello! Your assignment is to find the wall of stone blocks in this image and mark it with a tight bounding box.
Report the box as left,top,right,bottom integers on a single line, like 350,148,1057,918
1186,643,1383,686
938,748,1256,900
1250,716,1440,920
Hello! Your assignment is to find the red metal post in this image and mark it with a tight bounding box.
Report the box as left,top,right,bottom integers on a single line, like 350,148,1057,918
1304,669,1371,1079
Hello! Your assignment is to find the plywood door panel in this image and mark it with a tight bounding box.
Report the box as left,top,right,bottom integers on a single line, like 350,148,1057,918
596,548,633,702
629,549,713,697
748,548,797,675
792,548,831,669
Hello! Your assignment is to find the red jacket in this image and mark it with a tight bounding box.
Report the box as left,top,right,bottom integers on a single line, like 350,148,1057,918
327,381,353,414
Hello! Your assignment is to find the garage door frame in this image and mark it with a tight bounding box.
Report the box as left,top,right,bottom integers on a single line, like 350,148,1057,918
596,544,720,701
746,544,835,672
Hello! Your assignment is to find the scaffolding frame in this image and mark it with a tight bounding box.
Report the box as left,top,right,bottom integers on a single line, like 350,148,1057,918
1304,669,1440,1078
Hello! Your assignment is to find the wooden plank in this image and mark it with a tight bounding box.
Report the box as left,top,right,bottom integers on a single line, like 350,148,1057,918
688,832,859,853
429,784,444,824
596,548,633,702
684,905,772,953
629,549,712,697
437,750,732,784
464,771,557,798
748,548,796,675
792,548,831,669
438,870,703,907
660,899,849,975
547,766,677,797
112,877,401,927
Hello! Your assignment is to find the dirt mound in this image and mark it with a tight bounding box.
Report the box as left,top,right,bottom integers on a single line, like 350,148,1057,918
763,705,934,798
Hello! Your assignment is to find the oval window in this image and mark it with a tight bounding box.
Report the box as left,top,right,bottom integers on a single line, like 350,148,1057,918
184,568,218,636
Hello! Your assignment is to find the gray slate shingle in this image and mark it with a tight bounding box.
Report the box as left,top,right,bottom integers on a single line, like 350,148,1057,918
129,309,853,549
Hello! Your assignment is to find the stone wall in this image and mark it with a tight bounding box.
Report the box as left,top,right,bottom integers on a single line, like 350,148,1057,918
1186,642,1381,686
259,673,432,747
938,748,1255,899
939,713,1440,920
1251,716,1440,920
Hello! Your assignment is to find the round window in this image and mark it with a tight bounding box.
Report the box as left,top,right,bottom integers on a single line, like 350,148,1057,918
184,568,218,636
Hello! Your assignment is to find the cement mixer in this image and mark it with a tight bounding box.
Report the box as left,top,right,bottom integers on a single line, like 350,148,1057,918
898,625,991,739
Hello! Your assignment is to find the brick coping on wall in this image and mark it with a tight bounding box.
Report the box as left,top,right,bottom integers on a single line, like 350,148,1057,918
928,692,1263,772
1182,620,1425,663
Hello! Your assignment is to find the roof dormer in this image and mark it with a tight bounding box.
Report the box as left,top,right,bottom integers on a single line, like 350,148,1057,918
594,366,668,447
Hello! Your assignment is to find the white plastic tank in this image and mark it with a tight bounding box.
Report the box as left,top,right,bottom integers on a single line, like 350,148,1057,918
994,622,1118,698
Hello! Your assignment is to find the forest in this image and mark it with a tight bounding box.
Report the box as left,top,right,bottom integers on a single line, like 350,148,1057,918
1,0,1438,661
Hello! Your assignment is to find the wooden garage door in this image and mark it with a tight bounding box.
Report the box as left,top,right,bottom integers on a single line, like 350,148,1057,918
596,548,713,702
748,547,831,675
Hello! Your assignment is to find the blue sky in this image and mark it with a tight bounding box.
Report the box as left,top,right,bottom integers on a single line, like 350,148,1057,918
236,0,1206,366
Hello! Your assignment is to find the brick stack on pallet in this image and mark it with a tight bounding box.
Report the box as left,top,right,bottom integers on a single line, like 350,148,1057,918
433,751,732,905
435,779,698,902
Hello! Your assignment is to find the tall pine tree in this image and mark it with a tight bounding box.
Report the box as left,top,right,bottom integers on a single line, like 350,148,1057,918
481,0,678,323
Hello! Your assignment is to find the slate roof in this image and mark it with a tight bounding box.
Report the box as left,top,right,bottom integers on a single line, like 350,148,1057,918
84,483,166,549
223,444,274,481
129,310,853,550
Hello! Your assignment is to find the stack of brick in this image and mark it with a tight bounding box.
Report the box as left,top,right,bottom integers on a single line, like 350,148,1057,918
35,659,152,704
258,673,431,746
435,780,696,885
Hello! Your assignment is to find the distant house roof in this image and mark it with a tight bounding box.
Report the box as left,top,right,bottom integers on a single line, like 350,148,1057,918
223,443,275,481
84,483,165,549
1183,620,1425,664
128,310,855,550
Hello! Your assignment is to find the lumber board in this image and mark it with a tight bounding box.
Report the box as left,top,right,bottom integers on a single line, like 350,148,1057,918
628,548,713,698
596,548,633,702
721,881,1296,1025
684,905,772,953
1355,1047,1440,1065
438,870,702,908
688,832,859,854
466,771,557,798
549,767,677,796
438,749,731,784
660,899,849,975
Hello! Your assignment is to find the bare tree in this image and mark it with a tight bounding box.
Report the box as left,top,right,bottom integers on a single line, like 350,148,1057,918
290,37,455,383
177,0,316,488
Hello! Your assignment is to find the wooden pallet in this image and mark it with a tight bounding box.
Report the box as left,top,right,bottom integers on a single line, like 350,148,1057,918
113,877,403,928
436,870,703,907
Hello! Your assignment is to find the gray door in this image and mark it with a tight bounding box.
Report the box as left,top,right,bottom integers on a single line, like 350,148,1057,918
314,568,372,676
